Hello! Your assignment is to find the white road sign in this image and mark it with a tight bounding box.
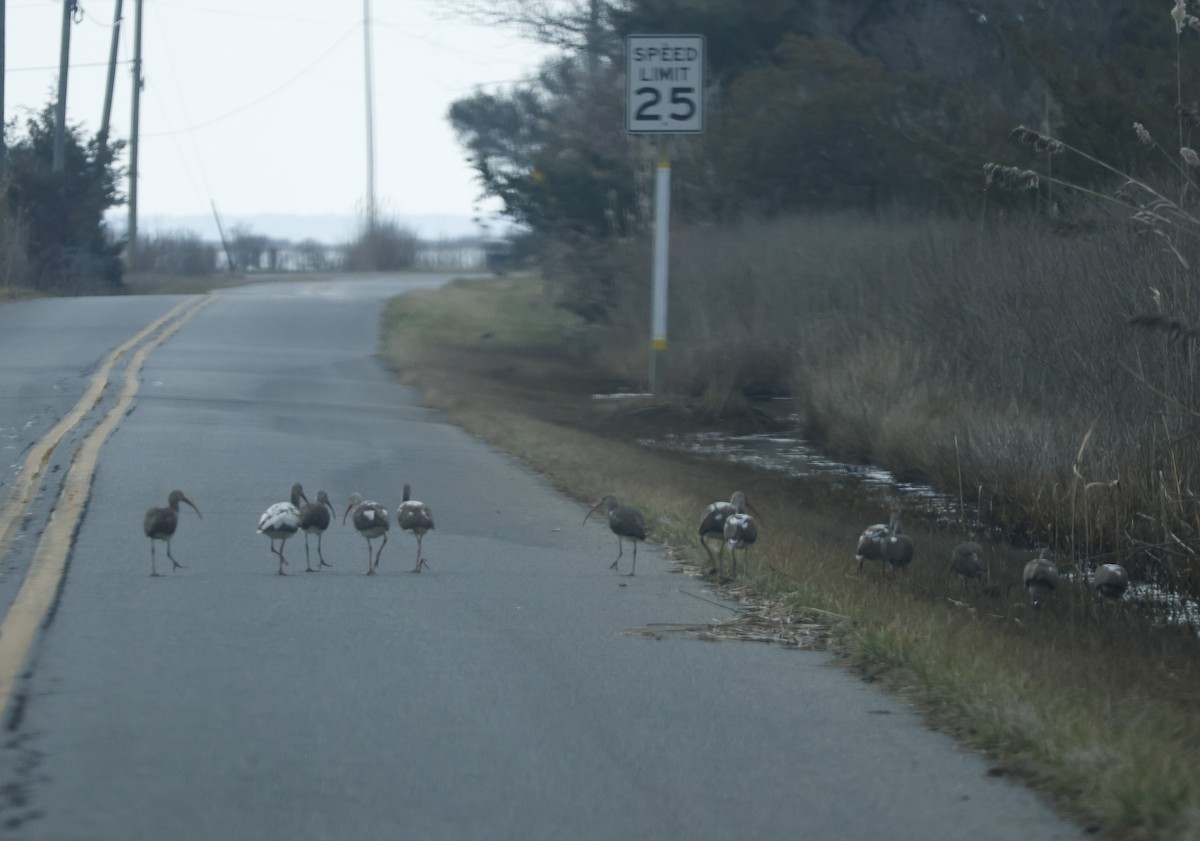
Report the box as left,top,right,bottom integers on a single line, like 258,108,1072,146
626,35,705,134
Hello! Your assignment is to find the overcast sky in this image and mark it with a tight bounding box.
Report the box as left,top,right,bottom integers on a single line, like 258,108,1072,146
4,0,552,238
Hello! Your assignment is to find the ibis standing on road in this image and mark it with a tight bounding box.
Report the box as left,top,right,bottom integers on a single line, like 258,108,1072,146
584,494,647,576
345,492,390,575
257,483,304,576
397,484,434,574
299,489,336,572
143,489,202,577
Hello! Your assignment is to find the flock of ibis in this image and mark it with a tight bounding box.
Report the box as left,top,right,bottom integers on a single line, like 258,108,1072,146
145,483,1131,609
855,508,1131,609
141,483,435,577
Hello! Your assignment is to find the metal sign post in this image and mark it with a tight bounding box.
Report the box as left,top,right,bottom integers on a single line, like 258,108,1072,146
626,34,704,395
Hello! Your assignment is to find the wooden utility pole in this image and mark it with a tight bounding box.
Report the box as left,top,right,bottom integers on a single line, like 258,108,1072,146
98,0,124,150
362,0,377,230
52,0,76,173
128,0,143,257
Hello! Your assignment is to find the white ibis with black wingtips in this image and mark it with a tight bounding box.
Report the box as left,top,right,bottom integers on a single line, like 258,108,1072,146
397,484,434,573
257,483,303,576
344,492,389,575
143,489,201,577
584,494,646,576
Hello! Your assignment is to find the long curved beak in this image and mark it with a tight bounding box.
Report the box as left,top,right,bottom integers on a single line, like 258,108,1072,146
182,496,202,519
582,501,602,525
324,498,336,516
746,501,762,521
343,503,354,525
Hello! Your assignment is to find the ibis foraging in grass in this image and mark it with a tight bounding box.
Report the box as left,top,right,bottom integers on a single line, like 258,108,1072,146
1023,549,1059,608
584,494,646,576
882,512,914,575
143,489,201,577
298,489,336,572
257,483,304,576
398,484,434,573
949,541,985,592
855,510,896,573
698,491,760,576
1093,563,1129,603
723,510,758,580
344,492,389,575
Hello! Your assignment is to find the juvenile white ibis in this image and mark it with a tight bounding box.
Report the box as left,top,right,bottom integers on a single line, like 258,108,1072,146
882,513,914,575
1093,563,1129,602
584,494,646,576
854,510,895,572
949,541,985,592
698,491,760,575
723,511,758,580
1023,549,1059,608
257,483,304,576
397,484,434,574
344,492,389,575
143,489,201,577
298,488,335,573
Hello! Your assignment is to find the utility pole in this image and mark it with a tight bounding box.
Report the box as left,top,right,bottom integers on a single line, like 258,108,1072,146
128,0,143,258
362,0,377,231
98,0,124,151
52,0,76,173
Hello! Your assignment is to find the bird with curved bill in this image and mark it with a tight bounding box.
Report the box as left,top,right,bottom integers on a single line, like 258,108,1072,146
299,489,336,572
398,484,434,574
143,489,201,577
584,494,647,577
257,483,304,576
344,492,390,575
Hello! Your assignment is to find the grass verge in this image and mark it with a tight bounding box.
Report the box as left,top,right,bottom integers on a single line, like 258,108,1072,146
381,274,1200,841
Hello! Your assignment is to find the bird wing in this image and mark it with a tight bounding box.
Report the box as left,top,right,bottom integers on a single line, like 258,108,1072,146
258,502,300,532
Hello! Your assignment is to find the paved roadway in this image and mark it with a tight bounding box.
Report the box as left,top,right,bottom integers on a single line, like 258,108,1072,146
0,275,1084,840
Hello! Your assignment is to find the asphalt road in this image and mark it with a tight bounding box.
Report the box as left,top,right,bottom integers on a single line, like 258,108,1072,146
0,275,1085,840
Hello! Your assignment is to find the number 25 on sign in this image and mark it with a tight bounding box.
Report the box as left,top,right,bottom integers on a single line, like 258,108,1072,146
626,35,705,134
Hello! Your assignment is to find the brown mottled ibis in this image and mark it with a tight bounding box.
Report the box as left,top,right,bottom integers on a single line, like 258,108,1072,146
949,541,985,592
143,489,201,577
698,491,760,577
584,494,646,576
723,511,758,580
1023,549,1059,608
299,489,335,572
398,483,434,574
344,492,389,575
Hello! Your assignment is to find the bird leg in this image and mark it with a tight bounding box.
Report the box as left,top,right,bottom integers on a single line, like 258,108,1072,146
150,542,161,578
408,535,429,573
622,541,637,577
365,538,376,575
272,540,289,576
609,538,624,571
318,533,332,569
372,534,388,572
304,535,315,573
167,541,186,572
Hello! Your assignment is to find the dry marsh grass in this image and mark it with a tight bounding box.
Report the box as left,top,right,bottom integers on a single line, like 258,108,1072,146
382,274,1200,840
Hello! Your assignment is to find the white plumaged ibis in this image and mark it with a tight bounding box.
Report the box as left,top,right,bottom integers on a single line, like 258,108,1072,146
949,541,985,592
257,483,304,576
723,510,758,580
397,483,434,574
1023,549,1059,608
698,491,760,577
298,489,335,572
344,492,389,575
143,489,201,577
882,512,914,575
1093,563,1129,603
584,494,646,576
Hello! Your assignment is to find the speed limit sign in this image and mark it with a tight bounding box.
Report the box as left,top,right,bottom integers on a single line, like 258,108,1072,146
626,35,705,134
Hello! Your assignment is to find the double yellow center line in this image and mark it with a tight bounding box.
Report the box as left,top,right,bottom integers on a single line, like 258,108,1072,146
0,295,213,719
